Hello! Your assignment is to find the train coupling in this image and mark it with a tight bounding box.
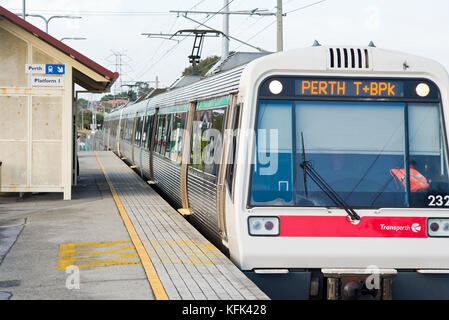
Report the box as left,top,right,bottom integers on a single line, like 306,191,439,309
322,268,397,300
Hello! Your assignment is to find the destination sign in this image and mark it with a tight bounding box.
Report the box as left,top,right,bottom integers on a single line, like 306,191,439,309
295,79,404,98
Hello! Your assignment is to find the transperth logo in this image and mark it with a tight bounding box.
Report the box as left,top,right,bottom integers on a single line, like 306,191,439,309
411,223,422,233
380,223,421,233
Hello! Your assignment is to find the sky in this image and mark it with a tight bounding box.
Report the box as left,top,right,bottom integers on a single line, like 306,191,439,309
1,0,449,101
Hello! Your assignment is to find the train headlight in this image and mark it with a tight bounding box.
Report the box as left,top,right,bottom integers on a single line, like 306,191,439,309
427,218,449,237
248,217,280,236
416,83,430,97
268,80,283,95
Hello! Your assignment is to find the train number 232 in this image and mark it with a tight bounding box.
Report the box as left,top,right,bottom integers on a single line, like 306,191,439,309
428,195,449,207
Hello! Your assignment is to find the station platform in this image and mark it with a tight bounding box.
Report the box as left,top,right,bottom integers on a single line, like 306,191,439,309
0,151,268,300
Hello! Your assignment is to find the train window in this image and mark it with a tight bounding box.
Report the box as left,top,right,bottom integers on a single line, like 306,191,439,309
408,103,449,207
120,119,126,140
294,101,406,208
135,116,142,147
249,99,449,209
146,115,154,150
164,114,174,158
141,116,147,147
155,114,167,154
191,107,227,175
128,118,134,143
169,112,187,163
138,116,144,146
250,101,294,206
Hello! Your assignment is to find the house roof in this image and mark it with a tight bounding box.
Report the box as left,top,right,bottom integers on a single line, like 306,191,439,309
0,5,119,92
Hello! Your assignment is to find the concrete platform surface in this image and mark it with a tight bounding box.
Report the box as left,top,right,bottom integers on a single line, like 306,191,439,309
0,152,153,300
0,151,268,300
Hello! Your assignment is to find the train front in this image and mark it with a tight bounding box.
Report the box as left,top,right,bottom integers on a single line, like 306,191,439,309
230,45,449,299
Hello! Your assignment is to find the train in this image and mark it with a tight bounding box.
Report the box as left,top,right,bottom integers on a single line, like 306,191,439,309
103,44,449,300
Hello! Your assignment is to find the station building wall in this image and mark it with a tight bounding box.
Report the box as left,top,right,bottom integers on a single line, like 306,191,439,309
0,20,71,199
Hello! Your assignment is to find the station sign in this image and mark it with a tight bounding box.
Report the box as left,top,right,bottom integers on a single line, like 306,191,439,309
31,76,64,87
25,64,65,75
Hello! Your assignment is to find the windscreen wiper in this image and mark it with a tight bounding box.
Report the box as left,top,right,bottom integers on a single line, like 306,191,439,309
300,132,360,222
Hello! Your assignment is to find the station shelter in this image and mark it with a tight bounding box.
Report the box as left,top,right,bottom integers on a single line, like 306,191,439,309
0,6,118,200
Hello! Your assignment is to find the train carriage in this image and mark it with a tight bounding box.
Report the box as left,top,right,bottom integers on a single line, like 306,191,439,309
104,44,449,300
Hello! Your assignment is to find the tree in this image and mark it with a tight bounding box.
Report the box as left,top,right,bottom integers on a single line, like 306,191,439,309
182,55,220,76
76,98,88,108
100,92,129,101
134,82,154,99
75,109,92,129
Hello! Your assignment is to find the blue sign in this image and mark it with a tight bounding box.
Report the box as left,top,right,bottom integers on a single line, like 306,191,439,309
46,64,65,75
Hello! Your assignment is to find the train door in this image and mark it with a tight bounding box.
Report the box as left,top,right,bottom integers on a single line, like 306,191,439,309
139,104,149,177
120,113,128,159
116,109,124,155
148,108,159,183
178,102,197,215
131,112,138,168
217,94,239,243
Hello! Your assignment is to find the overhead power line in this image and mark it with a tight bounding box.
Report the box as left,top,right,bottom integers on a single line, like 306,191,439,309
285,0,327,14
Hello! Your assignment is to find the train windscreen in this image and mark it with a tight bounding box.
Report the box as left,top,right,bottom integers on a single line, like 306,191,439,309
250,99,449,208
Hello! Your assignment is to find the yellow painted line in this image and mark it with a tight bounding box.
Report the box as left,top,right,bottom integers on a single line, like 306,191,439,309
94,151,169,300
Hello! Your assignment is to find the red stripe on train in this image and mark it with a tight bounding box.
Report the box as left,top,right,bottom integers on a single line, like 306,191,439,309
279,216,428,238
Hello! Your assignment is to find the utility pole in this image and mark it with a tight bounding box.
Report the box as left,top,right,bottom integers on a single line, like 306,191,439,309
277,0,283,52
22,0,25,20
222,0,230,59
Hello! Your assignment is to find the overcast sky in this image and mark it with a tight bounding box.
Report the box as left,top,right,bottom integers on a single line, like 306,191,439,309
1,0,449,100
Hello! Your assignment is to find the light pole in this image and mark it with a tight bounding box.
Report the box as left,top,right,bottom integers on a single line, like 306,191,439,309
24,14,82,33
277,0,283,52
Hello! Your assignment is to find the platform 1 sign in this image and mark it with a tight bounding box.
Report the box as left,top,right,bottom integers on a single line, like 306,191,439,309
25,64,65,75
32,76,64,87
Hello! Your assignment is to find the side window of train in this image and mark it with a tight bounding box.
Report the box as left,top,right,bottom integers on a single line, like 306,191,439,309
137,116,143,147
146,115,154,150
226,103,242,194
155,114,167,154
191,106,227,175
169,112,187,163
128,118,133,142
164,114,174,158
122,118,126,140
121,119,126,139
141,116,146,147
135,117,140,147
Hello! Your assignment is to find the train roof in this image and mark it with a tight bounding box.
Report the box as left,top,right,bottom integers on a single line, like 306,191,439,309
105,45,449,121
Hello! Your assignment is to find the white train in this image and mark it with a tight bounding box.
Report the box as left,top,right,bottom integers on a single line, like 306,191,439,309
103,45,449,300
